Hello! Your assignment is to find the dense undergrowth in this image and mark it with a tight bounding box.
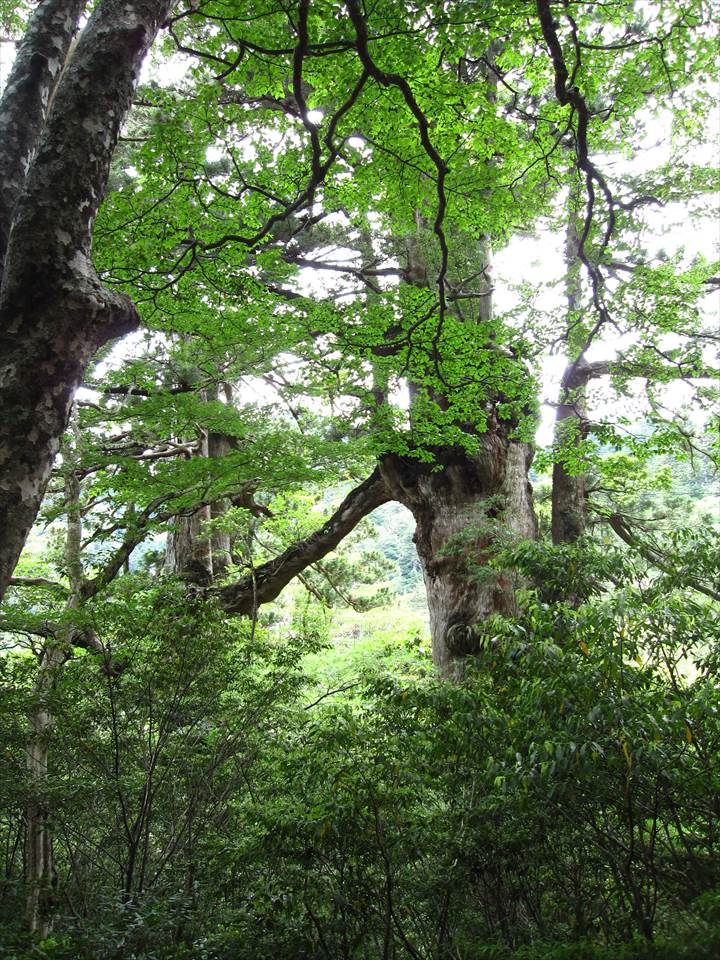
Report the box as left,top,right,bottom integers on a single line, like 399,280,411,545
1,536,719,959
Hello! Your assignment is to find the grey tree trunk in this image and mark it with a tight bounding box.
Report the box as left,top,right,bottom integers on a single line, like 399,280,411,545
551,183,590,546
25,416,84,935
0,0,173,602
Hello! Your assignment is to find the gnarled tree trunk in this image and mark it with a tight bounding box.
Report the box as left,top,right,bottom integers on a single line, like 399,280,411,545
386,198,536,675
381,434,536,676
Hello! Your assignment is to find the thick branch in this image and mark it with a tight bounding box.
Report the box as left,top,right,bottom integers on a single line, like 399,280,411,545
218,469,391,615
8,577,69,595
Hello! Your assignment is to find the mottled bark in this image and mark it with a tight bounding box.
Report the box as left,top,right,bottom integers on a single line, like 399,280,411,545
219,469,391,615
380,436,536,677
0,0,174,602
0,0,86,273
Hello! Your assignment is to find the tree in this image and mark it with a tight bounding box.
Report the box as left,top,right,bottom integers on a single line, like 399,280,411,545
2,0,718,668
0,0,175,600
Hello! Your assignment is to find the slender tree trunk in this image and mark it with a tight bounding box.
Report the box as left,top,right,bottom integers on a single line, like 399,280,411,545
25,642,64,937
25,417,84,935
552,182,589,545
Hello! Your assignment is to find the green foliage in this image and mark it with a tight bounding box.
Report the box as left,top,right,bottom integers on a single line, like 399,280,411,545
3,0,720,956
5,544,719,958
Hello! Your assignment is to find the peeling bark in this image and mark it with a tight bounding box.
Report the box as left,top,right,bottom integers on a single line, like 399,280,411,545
0,0,174,602
219,469,391,615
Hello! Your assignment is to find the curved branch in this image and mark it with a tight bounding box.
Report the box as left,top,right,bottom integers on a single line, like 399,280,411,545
218,468,391,615
607,513,720,602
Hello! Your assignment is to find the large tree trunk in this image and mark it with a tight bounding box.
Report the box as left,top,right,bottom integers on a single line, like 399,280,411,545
389,191,537,675
0,0,173,602
381,435,536,677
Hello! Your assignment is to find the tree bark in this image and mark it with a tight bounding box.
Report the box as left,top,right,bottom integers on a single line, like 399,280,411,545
551,191,589,545
0,0,86,275
25,640,64,938
164,423,215,584
208,387,233,577
219,468,391,615
551,367,590,546
380,435,536,677
0,0,173,602
389,201,537,675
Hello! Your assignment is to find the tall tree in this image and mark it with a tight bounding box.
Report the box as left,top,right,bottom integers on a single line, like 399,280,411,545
3,0,717,671
0,0,174,599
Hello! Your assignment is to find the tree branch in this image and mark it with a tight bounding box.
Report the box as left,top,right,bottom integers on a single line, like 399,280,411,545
606,513,720,602
218,468,391,614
